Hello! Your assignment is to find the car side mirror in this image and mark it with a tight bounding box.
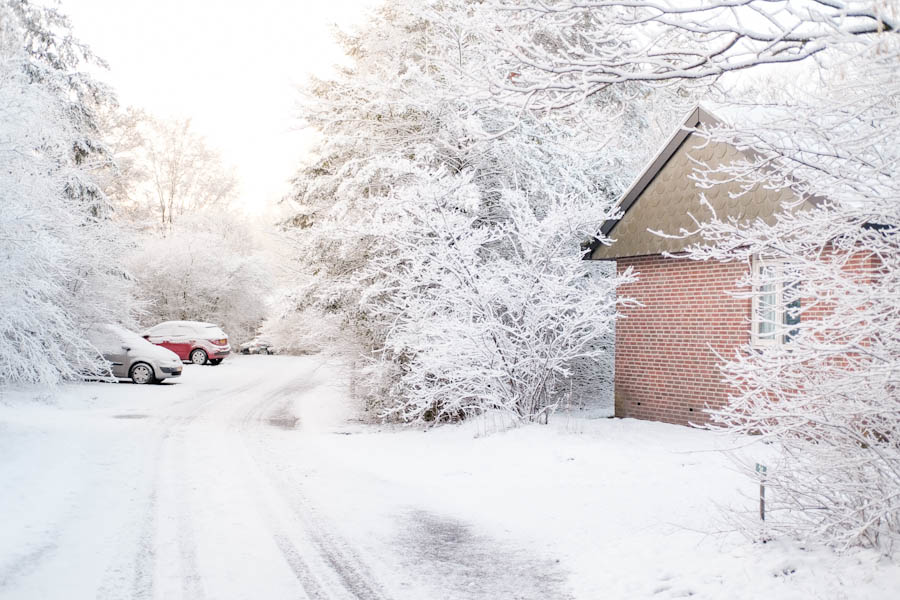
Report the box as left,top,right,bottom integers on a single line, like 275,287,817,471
122,345,131,352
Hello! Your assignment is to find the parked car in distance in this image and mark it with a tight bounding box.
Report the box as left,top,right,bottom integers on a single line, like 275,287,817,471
142,321,231,365
239,337,277,355
86,324,183,384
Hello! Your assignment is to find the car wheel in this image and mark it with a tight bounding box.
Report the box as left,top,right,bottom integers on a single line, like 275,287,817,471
190,349,208,365
209,359,222,366
130,362,155,385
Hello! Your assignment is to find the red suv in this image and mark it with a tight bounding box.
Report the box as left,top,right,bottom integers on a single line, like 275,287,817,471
142,321,231,365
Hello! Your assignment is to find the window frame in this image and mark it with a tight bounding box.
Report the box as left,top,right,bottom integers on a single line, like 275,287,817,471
750,256,798,347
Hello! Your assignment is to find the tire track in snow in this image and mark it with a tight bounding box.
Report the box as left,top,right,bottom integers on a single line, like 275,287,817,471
137,392,222,600
129,485,157,600
234,376,334,598
159,387,257,600
269,531,329,600
95,401,209,600
0,540,60,591
171,426,207,600
95,435,163,600
232,372,391,600
151,370,323,599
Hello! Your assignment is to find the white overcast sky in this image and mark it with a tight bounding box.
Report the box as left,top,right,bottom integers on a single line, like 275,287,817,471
63,0,380,215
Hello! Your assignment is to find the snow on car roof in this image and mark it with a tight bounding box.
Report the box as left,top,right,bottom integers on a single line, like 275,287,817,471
143,321,227,337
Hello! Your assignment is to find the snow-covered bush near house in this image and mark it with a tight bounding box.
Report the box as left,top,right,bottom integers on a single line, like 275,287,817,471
491,1,900,551
362,172,627,422
0,1,134,385
684,103,900,551
284,0,669,423
128,214,273,344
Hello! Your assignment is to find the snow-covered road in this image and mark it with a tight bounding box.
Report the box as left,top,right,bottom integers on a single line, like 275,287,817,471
1,355,898,600
0,356,569,600
0,356,385,599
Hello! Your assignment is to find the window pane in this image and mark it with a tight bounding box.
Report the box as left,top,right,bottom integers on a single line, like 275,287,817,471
784,298,801,342
758,267,777,339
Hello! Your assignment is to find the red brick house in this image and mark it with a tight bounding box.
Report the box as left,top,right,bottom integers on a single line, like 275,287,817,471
587,106,805,426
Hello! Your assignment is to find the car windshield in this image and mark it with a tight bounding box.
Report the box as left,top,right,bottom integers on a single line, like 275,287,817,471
106,325,150,347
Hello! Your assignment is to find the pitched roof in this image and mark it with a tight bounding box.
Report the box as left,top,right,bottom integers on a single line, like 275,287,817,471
588,105,800,260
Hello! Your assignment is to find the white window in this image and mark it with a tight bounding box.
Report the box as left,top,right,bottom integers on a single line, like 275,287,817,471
751,257,800,347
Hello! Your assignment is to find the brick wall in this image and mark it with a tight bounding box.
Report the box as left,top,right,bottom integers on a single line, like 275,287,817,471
614,255,750,426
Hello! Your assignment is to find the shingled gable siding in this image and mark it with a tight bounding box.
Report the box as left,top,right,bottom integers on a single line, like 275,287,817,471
614,255,750,426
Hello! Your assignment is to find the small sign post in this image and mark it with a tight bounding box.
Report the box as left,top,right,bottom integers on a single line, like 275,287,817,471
755,463,767,521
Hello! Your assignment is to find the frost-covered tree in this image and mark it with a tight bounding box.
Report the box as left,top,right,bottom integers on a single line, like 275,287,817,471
94,105,154,224
284,0,666,422
491,1,900,551
128,213,273,344
94,104,263,341
98,111,238,229
0,0,133,385
142,117,238,227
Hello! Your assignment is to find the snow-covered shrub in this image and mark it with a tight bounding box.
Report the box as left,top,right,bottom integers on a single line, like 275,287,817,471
703,218,900,551
684,103,900,550
362,174,627,422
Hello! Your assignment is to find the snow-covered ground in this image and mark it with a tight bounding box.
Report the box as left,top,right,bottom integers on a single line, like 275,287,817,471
0,355,897,600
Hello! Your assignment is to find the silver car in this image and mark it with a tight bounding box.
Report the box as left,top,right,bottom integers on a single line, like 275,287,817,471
86,324,183,384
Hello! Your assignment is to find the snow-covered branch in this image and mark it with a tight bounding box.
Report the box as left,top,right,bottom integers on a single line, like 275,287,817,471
490,0,897,110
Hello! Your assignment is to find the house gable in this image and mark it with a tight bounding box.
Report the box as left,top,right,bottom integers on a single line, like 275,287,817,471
590,106,796,260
